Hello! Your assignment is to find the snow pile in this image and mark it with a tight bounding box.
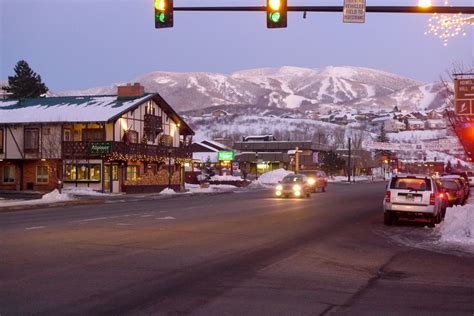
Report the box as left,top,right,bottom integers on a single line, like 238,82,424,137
439,205,474,245
63,187,114,196
0,189,73,209
210,175,243,181
160,188,177,195
257,169,294,185
186,184,238,194
328,176,372,183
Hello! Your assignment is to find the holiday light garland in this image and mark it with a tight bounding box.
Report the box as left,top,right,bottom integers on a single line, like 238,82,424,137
424,0,473,46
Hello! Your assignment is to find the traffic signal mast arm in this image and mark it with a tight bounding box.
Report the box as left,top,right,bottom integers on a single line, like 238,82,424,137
173,6,474,14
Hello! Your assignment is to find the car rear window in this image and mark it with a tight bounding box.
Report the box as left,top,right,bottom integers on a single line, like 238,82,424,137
390,177,432,191
440,180,460,190
282,176,303,183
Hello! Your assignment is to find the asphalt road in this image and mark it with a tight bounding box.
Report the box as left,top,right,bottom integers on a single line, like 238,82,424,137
1,182,473,315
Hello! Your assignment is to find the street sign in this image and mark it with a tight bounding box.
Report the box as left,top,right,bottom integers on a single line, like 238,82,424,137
343,0,366,23
455,99,473,115
217,151,234,161
455,79,474,115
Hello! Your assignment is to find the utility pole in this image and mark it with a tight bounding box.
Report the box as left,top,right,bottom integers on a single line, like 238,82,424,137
295,146,300,174
255,152,259,180
347,137,352,183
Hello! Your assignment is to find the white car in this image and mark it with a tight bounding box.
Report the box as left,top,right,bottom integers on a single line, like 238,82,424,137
383,174,444,227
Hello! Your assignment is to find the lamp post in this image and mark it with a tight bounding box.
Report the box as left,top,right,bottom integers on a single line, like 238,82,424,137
255,152,259,180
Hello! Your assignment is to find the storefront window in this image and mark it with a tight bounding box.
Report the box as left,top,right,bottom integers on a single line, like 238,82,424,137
127,165,139,181
89,165,101,181
2,166,15,184
65,164,101,182
36,165,49,184
112,165,119,181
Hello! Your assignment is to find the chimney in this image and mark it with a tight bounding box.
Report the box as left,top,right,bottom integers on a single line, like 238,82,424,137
117,83,145,97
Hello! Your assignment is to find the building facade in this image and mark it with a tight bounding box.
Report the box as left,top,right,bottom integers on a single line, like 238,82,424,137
0,84,194,193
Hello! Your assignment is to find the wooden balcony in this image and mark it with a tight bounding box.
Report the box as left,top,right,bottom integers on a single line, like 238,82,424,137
62,141,192,160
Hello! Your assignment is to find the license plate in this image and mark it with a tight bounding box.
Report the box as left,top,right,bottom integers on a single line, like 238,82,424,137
406,194,415,201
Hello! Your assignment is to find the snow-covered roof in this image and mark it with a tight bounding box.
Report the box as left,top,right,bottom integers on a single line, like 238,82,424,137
408,119,425,124
0,94,153,124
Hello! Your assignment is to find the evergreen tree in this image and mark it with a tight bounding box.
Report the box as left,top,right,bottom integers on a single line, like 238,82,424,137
445,160,452,173
376,124,392,162
320,151,346,176
3,60,48,99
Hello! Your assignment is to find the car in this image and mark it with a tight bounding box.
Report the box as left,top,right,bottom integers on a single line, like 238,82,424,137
383,174,444,227
275,174,311,198
299,170,328,192
434,180,449,219
442,175,469,201
439,177,465,206
467,171,474,187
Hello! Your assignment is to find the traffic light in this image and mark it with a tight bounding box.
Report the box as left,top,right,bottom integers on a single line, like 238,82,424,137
155,0,173,29
267,0,287,28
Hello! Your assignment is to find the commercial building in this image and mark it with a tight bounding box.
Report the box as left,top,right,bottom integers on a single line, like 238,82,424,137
0,84,194,193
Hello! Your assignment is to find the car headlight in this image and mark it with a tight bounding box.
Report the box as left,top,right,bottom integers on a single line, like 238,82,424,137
293,184,301,191
276,185,283,191
307,178,316,185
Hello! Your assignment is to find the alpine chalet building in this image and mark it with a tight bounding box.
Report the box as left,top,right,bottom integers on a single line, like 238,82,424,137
0,84,194,193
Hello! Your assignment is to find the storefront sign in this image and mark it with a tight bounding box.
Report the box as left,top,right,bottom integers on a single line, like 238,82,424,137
218,151,235,161
90,142,112,155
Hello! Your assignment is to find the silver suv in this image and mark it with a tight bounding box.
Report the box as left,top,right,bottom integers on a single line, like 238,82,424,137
383,174,444,227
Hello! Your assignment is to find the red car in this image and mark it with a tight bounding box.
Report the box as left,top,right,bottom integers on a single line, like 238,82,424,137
299,170,328,193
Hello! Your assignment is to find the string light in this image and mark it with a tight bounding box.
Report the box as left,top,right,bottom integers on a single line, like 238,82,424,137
424,0,473,46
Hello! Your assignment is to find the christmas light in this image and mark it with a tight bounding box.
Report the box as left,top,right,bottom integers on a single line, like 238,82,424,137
424,0,473,46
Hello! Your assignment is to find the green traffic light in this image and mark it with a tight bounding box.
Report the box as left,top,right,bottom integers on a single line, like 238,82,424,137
159,12,166,23
270,12,281,23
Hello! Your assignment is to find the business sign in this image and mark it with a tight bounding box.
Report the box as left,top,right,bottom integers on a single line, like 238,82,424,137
90,142,112,155
455,79,474,115
217,151,235,161
343,0,366,23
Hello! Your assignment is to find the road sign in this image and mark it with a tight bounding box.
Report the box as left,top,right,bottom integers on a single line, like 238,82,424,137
455,79,474,115
455,100,473,115
455,79,474,99
343,0,366,23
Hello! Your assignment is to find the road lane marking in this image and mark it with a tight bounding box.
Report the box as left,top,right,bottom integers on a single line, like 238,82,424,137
25,226,45,230
156,216,175,220
116,223,132,226
74,217,108,223
141,215,153,218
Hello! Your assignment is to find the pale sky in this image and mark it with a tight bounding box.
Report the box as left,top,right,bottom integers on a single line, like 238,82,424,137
1,0,473,91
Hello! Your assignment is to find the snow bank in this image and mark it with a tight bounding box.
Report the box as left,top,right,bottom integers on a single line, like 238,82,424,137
439,205,474,245
328,176,372,183
257,168,294,185
210,175,243,181
62,187,114,196
0,189,73,208
186,184,238,194
160,188,177,195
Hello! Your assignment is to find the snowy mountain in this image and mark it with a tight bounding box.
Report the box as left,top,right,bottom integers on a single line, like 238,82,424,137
59,66,449,113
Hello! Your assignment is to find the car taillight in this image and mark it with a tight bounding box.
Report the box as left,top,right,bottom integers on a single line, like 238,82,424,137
439,193,444,199
430,193,436,205
385,191,391,203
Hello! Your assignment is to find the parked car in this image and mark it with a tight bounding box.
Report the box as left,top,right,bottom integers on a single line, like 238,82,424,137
439,177,465,206
434,180,449,219
299,170,328,192
383,174,444,227
442,175,469,201
467,171,474,187
275,174,311,198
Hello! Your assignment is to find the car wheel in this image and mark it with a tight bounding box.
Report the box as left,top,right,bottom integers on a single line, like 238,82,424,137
435,212,442,224
428,215,436,228
442,208,446,219
384,212,393,226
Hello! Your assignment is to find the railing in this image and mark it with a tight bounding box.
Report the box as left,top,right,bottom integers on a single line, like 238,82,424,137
62,141,192,160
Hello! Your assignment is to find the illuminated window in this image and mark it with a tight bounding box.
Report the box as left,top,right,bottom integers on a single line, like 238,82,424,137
65,164,101,182
89,165,101,181
2,166,15,184
127,165,139,180
112,165,119,181
36,165,49,184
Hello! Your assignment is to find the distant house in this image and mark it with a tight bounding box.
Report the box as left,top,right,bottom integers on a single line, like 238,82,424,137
425,119,447,130
412,112,428,120
243,135,277,142
407,119,425,130
212,109,230,117
384,119,406,133
319,115,332,123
